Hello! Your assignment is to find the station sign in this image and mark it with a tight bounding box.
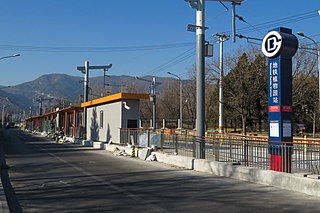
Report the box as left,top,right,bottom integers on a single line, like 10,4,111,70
262,27,298,172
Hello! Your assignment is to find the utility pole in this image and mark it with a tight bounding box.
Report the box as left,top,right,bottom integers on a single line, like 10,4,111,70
36,97,53,115
77,61,112,137
195,0,206,159
152,77,156,130
216,33,229,133
185,0,243,159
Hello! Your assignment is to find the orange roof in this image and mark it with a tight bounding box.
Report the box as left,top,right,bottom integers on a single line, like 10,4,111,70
81,92,149,108
25,106,82,121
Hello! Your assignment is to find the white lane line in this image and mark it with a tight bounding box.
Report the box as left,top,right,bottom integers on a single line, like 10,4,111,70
32,143,170,213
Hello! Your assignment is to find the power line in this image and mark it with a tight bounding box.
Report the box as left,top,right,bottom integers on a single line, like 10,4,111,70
223,9,319,35
0,42,194,53
144,38,221,76
154,52,195,75
144,37,222,76
239,11,318,34
141,47,195,76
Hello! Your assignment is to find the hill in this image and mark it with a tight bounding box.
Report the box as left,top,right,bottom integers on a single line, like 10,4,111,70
0,73,175,116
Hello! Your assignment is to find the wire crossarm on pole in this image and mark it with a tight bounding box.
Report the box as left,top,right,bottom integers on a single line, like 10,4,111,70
185,0,198,9
77,64,112,71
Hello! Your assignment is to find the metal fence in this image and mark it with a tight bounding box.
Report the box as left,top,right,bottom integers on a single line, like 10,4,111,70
120,128,320,174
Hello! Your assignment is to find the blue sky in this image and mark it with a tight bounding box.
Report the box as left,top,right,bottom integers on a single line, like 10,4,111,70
0,0,319,86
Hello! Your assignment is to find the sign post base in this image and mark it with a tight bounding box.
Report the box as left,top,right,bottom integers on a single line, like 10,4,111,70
270,152,292,173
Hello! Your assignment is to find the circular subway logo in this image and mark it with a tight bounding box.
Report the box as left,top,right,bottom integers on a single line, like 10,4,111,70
262,31,283,58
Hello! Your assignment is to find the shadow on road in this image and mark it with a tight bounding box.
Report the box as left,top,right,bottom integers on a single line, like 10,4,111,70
0,129,23,213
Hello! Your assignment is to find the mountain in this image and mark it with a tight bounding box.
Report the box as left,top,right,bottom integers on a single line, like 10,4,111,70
0,73,176,114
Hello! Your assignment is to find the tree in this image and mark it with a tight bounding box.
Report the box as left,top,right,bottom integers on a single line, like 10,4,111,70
157,80,180,120
224,51,268,134
292,46,319,134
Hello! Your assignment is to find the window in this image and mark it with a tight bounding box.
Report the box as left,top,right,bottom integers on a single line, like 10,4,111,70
100,110,104,128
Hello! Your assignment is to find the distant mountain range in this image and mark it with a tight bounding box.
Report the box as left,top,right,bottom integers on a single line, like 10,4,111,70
0,73,175,115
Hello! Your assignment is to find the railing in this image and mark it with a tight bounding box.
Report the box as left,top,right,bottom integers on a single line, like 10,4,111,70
120,128,320,174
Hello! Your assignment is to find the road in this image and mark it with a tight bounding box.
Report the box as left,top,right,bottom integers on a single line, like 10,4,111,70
0,129,320,213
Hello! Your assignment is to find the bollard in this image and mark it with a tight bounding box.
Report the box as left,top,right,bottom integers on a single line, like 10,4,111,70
132,146,136,157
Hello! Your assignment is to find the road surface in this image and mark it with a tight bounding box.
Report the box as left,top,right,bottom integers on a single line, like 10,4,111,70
0,129,319,213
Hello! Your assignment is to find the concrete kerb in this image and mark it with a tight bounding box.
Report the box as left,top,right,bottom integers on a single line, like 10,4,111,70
73,140,320,197
0,129,10,213
152,152,320,198
0,180,9,213
154,152,194,170
75,140,139,157
192,158,320,197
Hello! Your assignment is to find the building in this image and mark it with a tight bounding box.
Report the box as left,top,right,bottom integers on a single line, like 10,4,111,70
25,106,83,138
81,92,149,144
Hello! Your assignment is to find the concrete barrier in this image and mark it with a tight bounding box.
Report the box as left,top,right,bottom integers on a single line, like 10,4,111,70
65,137,75,143
80,140,93,147
154,152,194,170
75,141,320,198
103,144,138,157
73,138,81,144
193,159,320,197
92,142,105,149
104,144,119,152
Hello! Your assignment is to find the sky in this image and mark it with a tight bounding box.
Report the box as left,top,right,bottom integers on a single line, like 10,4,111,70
0,0,319,86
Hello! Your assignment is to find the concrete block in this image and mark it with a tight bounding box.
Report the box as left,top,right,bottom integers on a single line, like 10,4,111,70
103,144,138,157
122,146,135,157
93,142,105,150
65,137,74,143
73,138,81,144
139,148,152,160
103,144,119,152
81,140,93,147
154,152,194,169
193,158,320,197
256,170,320,197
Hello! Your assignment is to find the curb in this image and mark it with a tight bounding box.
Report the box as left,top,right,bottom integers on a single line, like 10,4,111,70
156,153,320,198
76,140,320,198
0,177,9,213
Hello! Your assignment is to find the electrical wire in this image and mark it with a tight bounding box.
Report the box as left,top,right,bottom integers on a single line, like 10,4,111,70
220,9,319,36
236,10,319,35
143,37,221,76
237,16,264,35
0,42,194,53
141,47,196,76
232,10,319,46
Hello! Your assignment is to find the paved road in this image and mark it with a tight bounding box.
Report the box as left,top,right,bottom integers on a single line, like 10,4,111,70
0,129,320,213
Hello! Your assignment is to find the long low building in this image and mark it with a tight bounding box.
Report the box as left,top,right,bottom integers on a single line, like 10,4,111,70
25,92,149,143
25,106,83,138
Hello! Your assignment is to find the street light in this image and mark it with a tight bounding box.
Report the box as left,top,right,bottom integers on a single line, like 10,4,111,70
297,32,320,135
2,105,5,128
0,54,20,61
167,72,183,129
1,97,9,128
0,54,19,127
136,76,156,130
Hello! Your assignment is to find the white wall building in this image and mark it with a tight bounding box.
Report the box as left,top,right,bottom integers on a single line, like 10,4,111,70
81,92,149,143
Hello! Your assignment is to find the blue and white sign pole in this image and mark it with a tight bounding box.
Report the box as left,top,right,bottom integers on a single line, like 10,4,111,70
262,27,298,172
